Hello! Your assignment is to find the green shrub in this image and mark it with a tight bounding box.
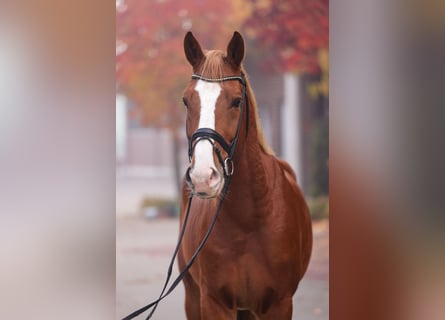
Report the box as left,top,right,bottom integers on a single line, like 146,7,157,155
307,196,329,220
140,198,179,218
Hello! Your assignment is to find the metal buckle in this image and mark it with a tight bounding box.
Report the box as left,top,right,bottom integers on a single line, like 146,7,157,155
224,158,234,176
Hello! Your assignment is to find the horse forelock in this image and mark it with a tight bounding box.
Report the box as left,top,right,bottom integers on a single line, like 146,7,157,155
200,50,225,79
197,50,275,156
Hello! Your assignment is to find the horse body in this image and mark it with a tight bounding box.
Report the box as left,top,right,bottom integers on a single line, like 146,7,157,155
178,32,312,320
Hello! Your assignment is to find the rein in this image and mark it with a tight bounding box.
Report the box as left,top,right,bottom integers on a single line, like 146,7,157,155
122,73,248,320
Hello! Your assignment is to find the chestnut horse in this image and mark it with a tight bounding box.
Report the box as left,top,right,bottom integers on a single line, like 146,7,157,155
178,31,312,320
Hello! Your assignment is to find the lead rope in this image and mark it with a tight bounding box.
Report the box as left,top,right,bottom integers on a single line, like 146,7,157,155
144,194,193,319
121,178,231,320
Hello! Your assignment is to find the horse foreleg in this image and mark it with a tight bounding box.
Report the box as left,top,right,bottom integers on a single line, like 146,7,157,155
258,297,293,320
178,250,201,320
200,294,236,320
182,273,201,320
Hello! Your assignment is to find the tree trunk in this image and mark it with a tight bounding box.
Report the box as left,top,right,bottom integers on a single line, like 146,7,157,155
171,128,183,200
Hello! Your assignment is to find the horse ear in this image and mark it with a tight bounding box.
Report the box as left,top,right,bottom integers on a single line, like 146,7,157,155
184,32,204,67
226,31,245,68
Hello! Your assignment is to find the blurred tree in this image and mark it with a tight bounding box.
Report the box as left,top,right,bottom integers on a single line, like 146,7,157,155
242,0,329,197
242,0,328,75
116,0,240,191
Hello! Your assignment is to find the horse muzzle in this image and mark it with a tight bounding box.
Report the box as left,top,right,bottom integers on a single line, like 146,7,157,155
186,165,223,199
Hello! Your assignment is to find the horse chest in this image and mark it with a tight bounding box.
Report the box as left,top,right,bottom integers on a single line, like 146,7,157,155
194,228,293,307
182,184,304,311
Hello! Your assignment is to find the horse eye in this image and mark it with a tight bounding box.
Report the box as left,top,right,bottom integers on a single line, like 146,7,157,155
232,98,241,108
182,97,188,108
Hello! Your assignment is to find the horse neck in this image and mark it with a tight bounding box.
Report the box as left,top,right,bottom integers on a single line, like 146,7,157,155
229,99,270,205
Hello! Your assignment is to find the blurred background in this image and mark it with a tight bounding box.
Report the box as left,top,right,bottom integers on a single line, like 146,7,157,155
116,0,329,218
116,0,329,319
1,1,445,319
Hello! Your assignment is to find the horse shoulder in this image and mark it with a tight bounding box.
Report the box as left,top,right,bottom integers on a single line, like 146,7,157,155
271,156,313,280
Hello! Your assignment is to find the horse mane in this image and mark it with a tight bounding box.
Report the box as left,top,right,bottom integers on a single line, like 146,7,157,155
200,50,275,156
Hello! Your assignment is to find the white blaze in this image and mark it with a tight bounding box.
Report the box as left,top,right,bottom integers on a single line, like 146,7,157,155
193,80,221,174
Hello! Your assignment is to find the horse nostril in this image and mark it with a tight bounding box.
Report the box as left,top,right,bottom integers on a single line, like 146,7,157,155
208,167,220,187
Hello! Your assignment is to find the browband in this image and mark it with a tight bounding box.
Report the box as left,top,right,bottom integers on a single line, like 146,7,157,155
191,74,244,83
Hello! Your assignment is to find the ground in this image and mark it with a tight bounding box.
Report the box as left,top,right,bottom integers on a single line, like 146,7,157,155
116,216,328,319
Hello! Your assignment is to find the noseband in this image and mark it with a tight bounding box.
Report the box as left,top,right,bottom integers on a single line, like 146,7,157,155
187,73,248,178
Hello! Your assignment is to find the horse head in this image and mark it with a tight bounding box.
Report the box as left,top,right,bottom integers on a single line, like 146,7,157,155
182,31,246,199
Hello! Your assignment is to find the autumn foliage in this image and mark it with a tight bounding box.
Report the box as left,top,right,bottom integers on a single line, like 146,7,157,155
242,0,329,74
116,0,329,126
116,0,239,127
